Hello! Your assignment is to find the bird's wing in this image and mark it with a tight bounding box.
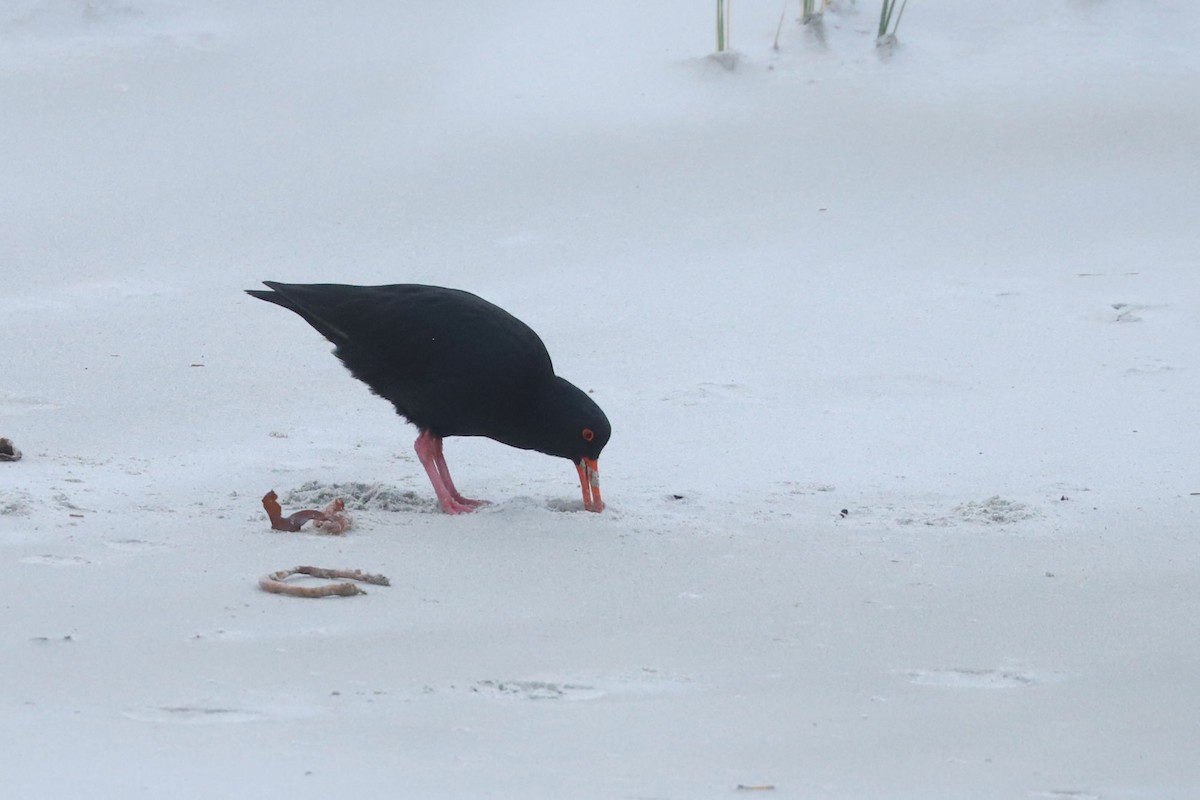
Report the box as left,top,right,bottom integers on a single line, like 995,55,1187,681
252,283,555,429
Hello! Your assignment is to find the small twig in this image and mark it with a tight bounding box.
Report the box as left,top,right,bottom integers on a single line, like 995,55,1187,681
259,565,390,598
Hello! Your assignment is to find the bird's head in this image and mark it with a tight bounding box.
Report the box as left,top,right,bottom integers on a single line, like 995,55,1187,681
524,377,610,512
572,400,610,514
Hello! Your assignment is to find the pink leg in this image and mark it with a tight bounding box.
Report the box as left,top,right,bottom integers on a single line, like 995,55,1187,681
427,435,488,508
414,431,488,514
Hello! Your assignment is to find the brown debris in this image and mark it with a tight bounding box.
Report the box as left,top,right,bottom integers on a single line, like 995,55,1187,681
312,498,352,534
261,490,352,534
258,565,390,598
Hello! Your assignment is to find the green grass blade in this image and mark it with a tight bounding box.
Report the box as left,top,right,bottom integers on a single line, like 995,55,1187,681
892,0,909,35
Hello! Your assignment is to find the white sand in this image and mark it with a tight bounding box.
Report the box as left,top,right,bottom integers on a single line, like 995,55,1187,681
3,1,1199,797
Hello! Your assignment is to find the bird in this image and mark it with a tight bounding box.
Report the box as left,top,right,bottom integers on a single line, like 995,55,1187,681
246,282,610,513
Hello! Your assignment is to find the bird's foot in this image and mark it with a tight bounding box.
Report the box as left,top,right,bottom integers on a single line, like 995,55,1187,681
439,496,489,515
452,494,489,509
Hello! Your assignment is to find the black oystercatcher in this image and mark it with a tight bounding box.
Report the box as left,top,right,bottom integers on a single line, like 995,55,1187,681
246,282,610,513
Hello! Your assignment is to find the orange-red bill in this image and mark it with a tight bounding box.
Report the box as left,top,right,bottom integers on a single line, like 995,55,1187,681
576,457,603,512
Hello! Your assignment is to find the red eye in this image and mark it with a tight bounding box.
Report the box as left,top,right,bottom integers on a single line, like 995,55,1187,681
581,428,595,442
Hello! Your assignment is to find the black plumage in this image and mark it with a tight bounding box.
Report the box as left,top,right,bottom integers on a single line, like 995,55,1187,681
246,282,610,513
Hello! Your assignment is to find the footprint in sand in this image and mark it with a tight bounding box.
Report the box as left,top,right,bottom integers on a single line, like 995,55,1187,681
472,680,604,701
661,382,756,407
123,706,265,724
1,493,33,516
470,669,690,701
283,481,429,512
124,700,322,725
907,668,1062,688
1125,356,1174,375
21,554,92,567
1109,302,1166,323
897,496,1039,527
0,394,61,415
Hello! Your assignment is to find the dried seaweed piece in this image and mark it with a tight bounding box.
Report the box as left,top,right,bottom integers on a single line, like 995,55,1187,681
261,490,352,534
258,565,390,598
312,498,352,534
